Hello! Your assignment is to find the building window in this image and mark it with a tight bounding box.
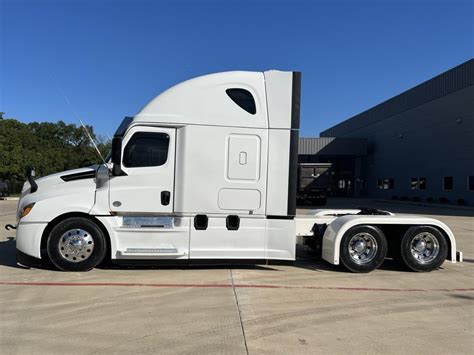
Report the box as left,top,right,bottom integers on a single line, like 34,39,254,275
226,88,256,115
410,177,426,190
419,177,426,190
468,176,474,191
123,132,170,168
388,178,394,189
377,178,394,190
443,176,453,191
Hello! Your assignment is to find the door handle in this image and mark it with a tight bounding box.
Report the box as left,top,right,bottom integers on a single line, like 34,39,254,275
161,191,170,206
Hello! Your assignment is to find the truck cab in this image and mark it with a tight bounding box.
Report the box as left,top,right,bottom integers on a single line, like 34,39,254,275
15,70,301,271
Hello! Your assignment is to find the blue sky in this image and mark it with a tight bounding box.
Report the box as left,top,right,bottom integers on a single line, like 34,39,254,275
1,0,473,138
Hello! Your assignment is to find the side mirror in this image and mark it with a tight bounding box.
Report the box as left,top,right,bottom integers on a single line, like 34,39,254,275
95,164,109,189
25,166,38,193
111,137,125,176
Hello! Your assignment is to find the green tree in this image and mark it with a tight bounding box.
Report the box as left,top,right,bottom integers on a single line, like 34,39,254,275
0,118,110,183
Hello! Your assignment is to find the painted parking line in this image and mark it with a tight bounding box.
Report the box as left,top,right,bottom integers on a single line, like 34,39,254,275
0,281,473,292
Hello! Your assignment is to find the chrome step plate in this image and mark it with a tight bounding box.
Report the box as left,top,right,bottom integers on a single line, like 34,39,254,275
125,247,179,254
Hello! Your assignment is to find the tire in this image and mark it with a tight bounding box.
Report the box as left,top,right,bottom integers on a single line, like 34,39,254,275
47,217,107,271
340,225,387,273
400,226,448,272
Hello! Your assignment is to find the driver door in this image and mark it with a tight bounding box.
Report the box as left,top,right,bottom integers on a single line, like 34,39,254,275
109,126,175,213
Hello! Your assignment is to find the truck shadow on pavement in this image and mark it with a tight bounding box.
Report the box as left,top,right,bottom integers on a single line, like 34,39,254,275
291,258,407,273
290,244,408,273
0,237,409,273
100,245,408,273
0,237,22,269
0,237,56,270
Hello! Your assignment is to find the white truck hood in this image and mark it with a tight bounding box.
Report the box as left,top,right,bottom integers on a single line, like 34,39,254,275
17,166,101,223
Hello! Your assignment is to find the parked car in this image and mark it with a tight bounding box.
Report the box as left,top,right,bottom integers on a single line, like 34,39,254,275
0,180,9,198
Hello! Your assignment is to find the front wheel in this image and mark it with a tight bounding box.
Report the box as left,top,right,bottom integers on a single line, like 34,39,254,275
47,217,107,271
340,225,387,273
400,226,448,272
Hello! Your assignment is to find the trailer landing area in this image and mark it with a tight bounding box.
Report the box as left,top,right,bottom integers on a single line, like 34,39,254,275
1,200,473,354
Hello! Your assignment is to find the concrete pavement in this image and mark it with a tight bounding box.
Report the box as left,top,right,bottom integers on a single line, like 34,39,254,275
1,199,473,354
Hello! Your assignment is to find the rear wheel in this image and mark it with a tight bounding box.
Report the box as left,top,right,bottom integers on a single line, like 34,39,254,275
400,226,447,272
340,225,387,273
47,217,107,271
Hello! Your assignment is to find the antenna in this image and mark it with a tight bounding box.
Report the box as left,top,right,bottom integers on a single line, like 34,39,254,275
52,76,107,165
79,119,107,165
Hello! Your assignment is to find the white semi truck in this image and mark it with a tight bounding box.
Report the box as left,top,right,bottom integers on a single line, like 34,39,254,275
9,70,462,272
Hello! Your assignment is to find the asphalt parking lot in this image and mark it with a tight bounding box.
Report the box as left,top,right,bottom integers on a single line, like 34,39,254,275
0,199,473,354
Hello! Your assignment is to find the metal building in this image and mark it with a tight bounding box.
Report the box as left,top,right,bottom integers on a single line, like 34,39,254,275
301,58,474,205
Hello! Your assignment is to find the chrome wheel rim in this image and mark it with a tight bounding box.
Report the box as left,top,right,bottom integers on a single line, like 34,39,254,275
410,232,439,264
58,229,94,262
348,232,378,265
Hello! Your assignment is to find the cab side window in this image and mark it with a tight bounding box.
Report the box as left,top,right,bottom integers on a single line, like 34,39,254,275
123,132,169,168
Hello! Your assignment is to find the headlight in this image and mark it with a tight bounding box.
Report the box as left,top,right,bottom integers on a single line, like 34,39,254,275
20,203,35,219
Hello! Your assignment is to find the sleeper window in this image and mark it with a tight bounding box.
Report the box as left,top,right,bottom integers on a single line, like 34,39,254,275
123,132,169,168
226,88,257,115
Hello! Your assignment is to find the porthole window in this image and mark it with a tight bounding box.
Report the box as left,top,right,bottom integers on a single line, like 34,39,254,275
123,132,169,168
226,88,256,115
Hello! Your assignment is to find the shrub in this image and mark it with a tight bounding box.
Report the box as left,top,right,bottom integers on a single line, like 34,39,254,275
457,198,466,206
439,197,449,204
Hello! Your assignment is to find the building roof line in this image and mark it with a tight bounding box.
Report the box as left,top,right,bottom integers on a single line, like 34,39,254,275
320,58,474,137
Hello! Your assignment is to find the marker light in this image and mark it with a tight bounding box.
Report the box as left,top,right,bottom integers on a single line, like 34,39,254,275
20,203,35,219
